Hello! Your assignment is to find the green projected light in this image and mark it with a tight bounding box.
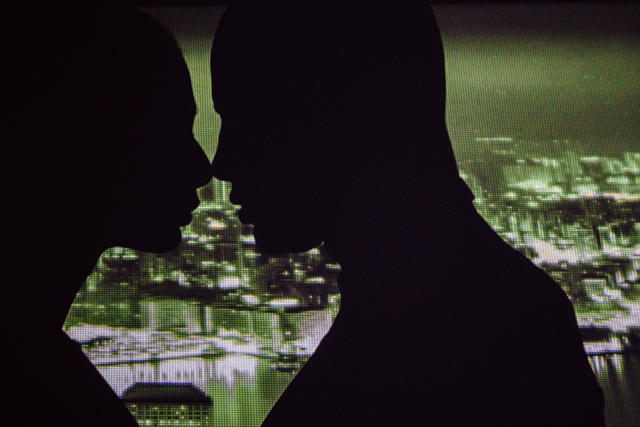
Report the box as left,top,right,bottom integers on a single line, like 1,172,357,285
61,5,639,427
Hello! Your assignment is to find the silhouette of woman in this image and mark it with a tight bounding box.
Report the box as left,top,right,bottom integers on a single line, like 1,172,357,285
210,2,605,426
6,4,211,425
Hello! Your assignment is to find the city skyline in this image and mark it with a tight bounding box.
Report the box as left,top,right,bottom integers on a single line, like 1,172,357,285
51,5,640,426
63,141,639,426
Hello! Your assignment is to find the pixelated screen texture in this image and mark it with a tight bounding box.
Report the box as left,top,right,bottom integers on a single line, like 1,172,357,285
57,5,640,426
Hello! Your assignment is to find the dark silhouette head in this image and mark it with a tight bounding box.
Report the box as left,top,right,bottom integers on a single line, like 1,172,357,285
7,5,213,426
209,5,606,427
9,4,211,255
7,4,212,330
211,1,473,256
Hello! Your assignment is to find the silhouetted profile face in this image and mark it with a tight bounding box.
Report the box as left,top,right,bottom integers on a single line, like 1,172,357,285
210,96,330,254
10,5,212,254
211,5,338,255
210,86,331,255
211,3,468,256
99,58,209,253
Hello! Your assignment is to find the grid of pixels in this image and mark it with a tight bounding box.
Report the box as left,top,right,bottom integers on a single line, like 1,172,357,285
60,5,639,427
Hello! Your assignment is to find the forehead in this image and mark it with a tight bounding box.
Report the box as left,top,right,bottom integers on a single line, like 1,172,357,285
148,57,197,120
211,79,263,119
210,60,246,112
210,50,284,116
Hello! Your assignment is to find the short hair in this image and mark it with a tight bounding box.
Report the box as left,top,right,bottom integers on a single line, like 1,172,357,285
211,1,463,193
7,4,189,204
9,4,185,155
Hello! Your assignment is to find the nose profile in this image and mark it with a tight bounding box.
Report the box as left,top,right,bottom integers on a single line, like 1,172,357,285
210,124,236,184
187,135,215,189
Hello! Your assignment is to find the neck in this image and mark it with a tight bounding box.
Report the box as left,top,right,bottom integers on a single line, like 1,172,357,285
10,228,105,337
322,190,480,315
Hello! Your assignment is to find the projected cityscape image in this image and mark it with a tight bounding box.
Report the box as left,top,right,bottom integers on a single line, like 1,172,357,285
51,4,640,427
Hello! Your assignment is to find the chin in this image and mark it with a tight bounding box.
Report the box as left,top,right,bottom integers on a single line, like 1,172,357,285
119,227,183,254
252,222,321,255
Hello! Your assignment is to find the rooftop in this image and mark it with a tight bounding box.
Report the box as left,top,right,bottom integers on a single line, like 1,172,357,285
122,383,211,405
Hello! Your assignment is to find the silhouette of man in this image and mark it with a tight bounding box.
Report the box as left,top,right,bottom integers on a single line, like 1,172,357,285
6,4,211,425
210,2,605,426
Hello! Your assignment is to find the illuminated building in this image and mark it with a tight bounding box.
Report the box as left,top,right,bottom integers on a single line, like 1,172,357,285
123,383,211,427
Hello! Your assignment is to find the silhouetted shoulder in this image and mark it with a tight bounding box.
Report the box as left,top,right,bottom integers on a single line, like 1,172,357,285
210,2,604,426
6,4,210,427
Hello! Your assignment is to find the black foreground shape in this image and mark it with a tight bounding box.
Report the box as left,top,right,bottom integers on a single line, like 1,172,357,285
210,2,606,426
6,4,211,426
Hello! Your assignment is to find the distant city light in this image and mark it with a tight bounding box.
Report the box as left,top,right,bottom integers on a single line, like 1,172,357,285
207,219,226,229
218,277,241,290
581,156,601,163
268,299,298,308
576,187,599,197
504,191,517,199
240,235,256,244
475,137,513,142
241,295,259,305
607,176,630,185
